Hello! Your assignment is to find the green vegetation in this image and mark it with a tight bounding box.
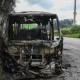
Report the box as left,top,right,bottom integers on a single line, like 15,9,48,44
64,34,80,38
54,25,80,38
20,24,38,29
70,25,80,34
61,27,71,35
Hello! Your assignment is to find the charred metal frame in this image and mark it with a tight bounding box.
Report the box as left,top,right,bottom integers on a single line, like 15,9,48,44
0,11,63,79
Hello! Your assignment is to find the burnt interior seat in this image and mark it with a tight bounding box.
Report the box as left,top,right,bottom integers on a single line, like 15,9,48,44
14,28,48,40
18,29,28,40
38,29,48,40
17,29,38,40
30,29,38,40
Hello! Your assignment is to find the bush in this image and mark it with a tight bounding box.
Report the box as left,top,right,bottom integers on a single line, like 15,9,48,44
61,29,70,35
70,25,80,34
54,30,58,36
54,25,80,38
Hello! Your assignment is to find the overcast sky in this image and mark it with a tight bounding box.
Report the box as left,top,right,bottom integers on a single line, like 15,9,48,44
15,0,80,24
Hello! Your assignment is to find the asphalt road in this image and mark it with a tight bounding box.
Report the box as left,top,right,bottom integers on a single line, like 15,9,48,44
62,37,80,80
35,37,80,80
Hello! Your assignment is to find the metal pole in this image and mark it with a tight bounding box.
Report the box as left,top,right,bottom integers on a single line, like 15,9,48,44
73,0,76,25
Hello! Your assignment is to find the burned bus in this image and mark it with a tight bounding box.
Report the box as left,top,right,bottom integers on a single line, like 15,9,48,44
5,11,63,75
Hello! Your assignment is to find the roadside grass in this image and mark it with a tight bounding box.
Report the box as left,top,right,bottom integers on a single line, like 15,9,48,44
54,25,80,38
63,34,80,38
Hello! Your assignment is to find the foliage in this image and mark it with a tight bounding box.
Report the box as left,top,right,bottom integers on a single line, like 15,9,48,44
61,27,71,35
54,30,58,36
63,34,80,38
54,25,80,38
61,29,70,35
0,0,17,79
70,25,80,34
60,19,73,28
0,0,16,13
0,0,17,34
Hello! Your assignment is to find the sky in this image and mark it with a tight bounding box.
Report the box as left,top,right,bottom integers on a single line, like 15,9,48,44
15,0,80,24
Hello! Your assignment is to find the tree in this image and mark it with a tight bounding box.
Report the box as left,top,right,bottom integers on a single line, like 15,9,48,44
0,0,16,13
0,0,17,36
60,19,73,28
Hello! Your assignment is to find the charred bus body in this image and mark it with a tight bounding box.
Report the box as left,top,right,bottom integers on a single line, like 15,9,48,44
6,11,63,73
